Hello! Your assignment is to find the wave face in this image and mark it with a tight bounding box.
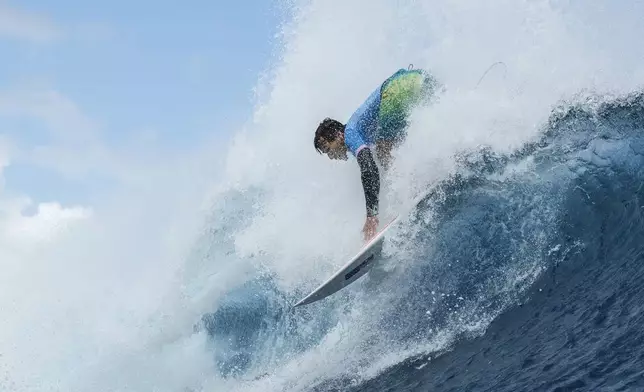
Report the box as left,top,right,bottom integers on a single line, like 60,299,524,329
342,92,644,391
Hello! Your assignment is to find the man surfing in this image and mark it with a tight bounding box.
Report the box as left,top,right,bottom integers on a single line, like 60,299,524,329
314,66,437,242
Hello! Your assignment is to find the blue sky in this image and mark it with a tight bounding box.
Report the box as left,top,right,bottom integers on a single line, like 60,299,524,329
0,0,281,204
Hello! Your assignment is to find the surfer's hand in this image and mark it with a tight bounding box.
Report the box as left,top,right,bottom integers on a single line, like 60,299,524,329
362,216,379,242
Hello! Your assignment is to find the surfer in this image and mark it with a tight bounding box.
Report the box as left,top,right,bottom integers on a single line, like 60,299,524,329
314,66,436,241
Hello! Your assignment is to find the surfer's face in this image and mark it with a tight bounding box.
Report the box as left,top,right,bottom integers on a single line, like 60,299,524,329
320,135,348,161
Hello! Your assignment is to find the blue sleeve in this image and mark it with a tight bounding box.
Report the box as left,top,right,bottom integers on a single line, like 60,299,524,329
344,87,381,156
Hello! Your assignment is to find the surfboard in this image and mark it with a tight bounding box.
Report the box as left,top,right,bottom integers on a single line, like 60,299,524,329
293,216,399,307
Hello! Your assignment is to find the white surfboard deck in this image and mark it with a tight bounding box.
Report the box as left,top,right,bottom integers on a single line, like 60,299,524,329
293,216,400,307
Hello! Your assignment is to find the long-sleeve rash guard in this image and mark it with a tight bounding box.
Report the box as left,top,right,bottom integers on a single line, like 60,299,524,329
356,148,380,217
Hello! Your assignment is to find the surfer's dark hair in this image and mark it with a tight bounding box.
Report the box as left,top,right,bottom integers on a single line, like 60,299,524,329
314,118,344,154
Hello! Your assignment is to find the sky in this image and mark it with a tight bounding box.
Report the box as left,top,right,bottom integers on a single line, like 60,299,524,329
0,0,280,205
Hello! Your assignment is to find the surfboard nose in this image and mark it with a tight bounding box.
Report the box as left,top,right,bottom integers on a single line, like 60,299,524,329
293,219,396,307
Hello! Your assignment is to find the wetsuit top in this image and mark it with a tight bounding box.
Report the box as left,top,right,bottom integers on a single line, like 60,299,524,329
344,68,423,156
344,87,382,157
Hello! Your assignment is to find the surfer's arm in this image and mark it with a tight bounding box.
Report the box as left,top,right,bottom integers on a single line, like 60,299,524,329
356,147,380,217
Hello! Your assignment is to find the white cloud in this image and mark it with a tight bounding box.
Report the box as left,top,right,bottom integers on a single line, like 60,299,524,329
0,87,157,185
0,87,120,185
0,3,62,43
0,89,98,142
0,197,92,244
0,139,91,247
